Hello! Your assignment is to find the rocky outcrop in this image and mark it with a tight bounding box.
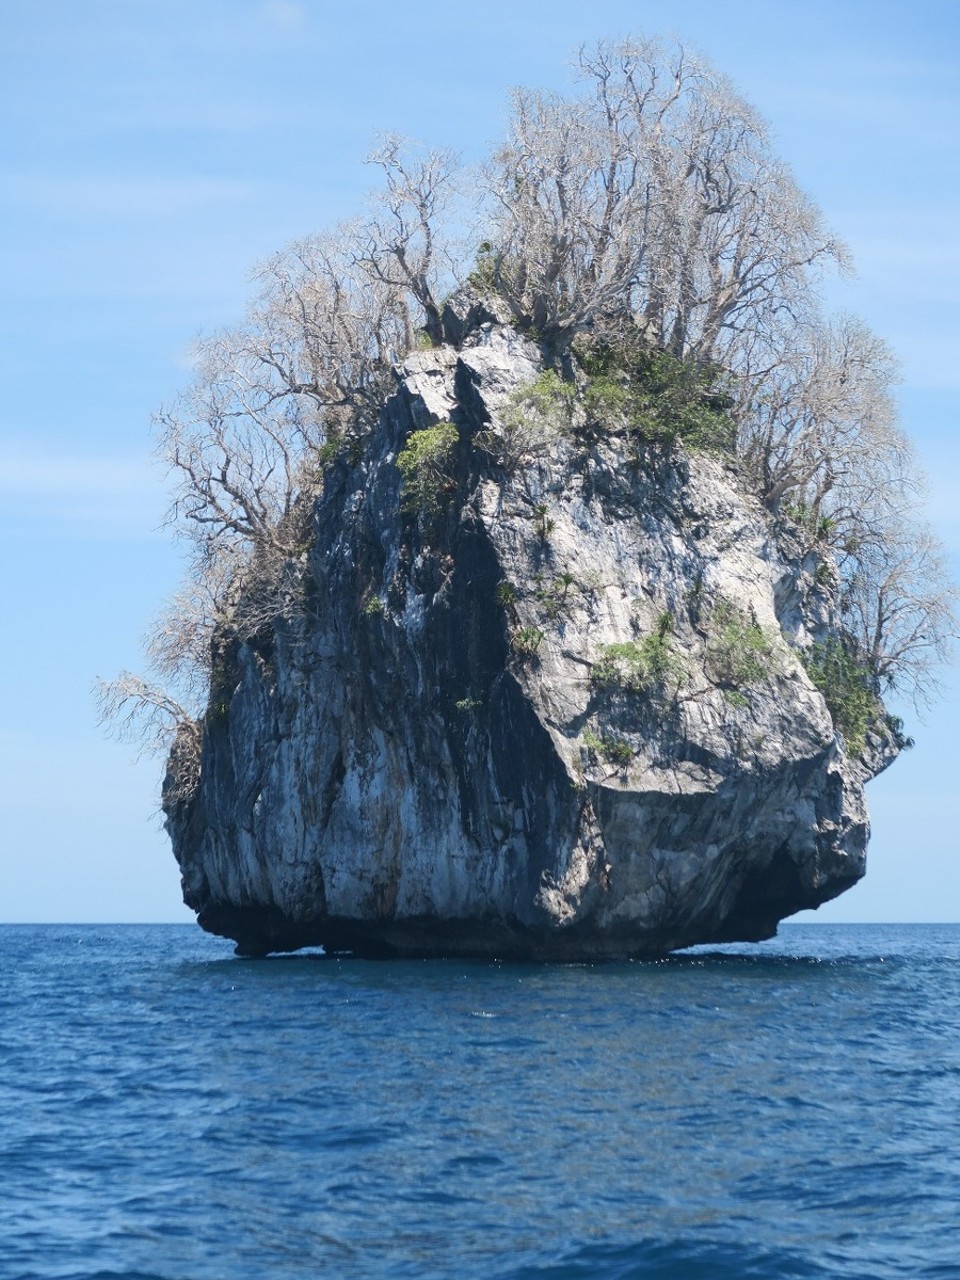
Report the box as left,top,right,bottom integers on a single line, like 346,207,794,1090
165,315,900,958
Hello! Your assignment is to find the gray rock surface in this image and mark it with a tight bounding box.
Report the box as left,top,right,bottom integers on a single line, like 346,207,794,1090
165,319,899,958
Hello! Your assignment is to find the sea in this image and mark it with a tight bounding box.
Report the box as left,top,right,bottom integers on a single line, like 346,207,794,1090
2,923,959,1280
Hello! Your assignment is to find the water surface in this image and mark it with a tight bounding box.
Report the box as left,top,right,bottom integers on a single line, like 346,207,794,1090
3,923,959,1279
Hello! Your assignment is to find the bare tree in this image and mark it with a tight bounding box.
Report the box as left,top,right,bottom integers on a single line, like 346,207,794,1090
100,31,956,770
96,674,204,804
839,518,958,709
736,314,907,520
156,338,314,557
484,37,846,359
252,225,410,414
731,313,956,701
355,136,461,345
156,225,414,561
95,546,235,771
95,673,197,759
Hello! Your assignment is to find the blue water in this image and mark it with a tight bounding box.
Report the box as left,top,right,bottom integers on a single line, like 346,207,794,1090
2,924,960,1280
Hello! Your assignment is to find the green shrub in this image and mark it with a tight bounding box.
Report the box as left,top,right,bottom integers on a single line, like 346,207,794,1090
573,334,734,452
512,625,545,658
476,370,575,472
591,613,683,692
509,369,577,428
488,346,734,465
582,728,633,767
467,240,498,292
884,714,914,751
536,571,576,619
630,349,735,452
454,697,482,712
707,601,775,687
532,502,555,541
802,638,879,755
722,689,749,709
497,580,518,608
316,435,343,467
582,374,636,428
396,422,459,515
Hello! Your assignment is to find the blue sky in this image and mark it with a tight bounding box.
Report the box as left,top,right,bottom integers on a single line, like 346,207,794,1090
1,0,958,923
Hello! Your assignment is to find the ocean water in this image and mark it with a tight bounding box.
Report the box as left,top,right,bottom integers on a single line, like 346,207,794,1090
2,923,959,1280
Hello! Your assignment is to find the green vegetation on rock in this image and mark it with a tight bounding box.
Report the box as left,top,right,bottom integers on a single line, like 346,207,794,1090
577,340,735,452
512,625,545,659
801,638,879,755
707,601,776,688
582,729,634,768
395,422,459,516
592,613,683,692
99,33,956,779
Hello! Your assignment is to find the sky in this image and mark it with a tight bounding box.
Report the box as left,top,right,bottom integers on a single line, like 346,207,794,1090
1,0,958,925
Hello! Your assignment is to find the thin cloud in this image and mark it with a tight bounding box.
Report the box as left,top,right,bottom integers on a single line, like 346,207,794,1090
1,174,257,218
261,0,306,29
0,445,165,535
0,448,151,496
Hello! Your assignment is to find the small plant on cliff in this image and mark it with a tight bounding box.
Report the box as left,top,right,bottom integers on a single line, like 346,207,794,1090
582,729,633,768
497,580,519,609
512,625,545,659
395,422,459,516
532,502,555,541
467,239,498,293
801,638,880,755
477,370,576,472
535,571,577,619
592,613,683,692
706,601,777,689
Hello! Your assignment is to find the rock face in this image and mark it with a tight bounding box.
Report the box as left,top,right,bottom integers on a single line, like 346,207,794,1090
165,317,899,958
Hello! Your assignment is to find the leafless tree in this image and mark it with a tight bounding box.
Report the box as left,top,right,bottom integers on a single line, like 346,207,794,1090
736,315,907,519
731,313,956,698
95,546,235,772
839,518,958,709
95,672,203,804
100,31,956,765
355,136,462,345
156,225,415,561
96,672,196,758
484,37,846,360
253,225,411,413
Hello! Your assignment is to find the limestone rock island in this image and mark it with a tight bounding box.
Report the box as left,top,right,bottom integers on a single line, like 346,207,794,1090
163,303,903,958
105,39,951,959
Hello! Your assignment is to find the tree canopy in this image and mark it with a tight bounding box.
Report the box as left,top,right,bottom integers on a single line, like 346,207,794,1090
100,35,957,761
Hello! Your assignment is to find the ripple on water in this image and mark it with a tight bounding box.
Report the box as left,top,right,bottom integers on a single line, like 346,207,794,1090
3,923,960,1279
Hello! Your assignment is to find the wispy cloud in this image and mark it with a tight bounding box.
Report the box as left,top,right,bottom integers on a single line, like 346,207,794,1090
772,54,959,140
1,173,257,218
260,0,306,30
0,445,166,536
